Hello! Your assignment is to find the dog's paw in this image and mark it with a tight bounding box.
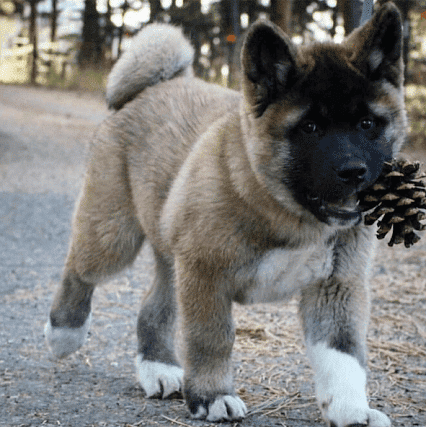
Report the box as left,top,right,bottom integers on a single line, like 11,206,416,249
308,343,391,427
44,313,92,358
188,394,247,422
322,399,391,427
135,355,183,399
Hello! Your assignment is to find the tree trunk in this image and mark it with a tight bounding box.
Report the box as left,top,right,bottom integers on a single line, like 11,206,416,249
149,0,163,22
339,0,363,35
78,0,102,68
29,0,38,84
104,0,113,65
117,0,132,58
228,0,239,87
270,0,292,34
50,0,57,42
220,0,240,87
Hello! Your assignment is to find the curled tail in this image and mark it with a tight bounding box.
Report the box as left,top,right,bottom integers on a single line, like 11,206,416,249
106,23,194,110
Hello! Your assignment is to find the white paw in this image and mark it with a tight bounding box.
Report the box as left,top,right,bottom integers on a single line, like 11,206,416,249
322,398,391,427
44,313,92,358
135,355,183,399
308,342,391,427
191,395,247,422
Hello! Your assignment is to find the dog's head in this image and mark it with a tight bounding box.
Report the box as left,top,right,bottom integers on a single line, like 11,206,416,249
240,2,406,228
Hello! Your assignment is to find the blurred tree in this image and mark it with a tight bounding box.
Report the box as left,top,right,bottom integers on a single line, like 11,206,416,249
50,0,57,42
20,0,421,87
271,0,292,33
149,0,163,22
168,0,214,77
15,0,24,16
116,0,130,57
339,0,362,34
220,0,240,86
27,0,41,84
292,0,337,40
102,0,114,65
78,0,103,68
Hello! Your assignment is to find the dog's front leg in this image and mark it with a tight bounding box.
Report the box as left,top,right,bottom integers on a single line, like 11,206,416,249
299,237,391,427
176,257,247,422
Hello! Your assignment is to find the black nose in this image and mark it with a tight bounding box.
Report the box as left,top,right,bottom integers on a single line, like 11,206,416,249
336,161,368,187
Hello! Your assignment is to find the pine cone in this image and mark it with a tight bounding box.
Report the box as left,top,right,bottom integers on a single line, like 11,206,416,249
358,159,426,248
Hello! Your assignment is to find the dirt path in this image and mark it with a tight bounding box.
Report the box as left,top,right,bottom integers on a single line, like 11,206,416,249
0,85,425,427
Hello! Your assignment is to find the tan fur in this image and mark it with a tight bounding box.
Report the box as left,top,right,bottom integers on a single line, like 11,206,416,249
106,23,194,110
46,4,405,425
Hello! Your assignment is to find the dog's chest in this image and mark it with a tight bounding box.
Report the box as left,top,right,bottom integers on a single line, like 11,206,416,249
237,245,334,304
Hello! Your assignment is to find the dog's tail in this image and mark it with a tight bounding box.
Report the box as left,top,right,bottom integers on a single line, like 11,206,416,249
106,23,194,110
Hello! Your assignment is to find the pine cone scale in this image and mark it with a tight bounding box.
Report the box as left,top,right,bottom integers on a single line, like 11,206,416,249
358,158,426,247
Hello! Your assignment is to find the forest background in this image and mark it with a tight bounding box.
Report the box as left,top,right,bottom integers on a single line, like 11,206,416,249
0,0,426,91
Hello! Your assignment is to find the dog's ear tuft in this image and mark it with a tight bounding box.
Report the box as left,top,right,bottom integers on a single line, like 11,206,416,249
241,20,297,117
346,2,403,86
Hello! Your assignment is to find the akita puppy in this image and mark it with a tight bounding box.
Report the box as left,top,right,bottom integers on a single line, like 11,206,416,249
45,3,406,426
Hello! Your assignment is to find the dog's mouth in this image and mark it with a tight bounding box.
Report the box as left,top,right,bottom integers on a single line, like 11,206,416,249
307,193,362,226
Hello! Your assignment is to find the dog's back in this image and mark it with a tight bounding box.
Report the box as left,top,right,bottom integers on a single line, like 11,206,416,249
98,26,241,250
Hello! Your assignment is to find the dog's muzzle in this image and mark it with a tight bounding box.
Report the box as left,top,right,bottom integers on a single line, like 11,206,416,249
307,193,362,227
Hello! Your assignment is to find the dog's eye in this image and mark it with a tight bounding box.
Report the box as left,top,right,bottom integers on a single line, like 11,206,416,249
301,121,317,134
359,117,375,130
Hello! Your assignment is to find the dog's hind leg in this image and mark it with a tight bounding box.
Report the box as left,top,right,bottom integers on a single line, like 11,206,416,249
45,142,145,358
299,228,391,427
135,249,183,399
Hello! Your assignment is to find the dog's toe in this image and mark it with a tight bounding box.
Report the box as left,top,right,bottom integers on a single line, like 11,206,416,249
135,356,183,399
189,394,247,422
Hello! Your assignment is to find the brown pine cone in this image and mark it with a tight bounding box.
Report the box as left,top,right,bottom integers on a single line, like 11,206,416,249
358,158,426,248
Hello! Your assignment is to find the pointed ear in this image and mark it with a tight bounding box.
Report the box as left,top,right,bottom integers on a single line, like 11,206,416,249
241,20,298,117
345,2,403,86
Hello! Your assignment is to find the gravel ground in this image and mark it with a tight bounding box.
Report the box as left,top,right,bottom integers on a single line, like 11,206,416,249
0,84,425,427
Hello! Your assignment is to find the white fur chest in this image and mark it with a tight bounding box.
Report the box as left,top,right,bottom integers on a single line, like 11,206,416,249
236,244,334,304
